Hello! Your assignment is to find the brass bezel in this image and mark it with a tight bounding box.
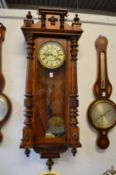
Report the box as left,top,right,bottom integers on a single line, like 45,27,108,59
88,99,116,130
38,41,66,69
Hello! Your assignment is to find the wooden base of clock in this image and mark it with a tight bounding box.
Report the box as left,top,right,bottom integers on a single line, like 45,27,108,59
20,8,83,170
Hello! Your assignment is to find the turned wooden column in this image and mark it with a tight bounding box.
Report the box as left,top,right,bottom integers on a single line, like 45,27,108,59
70,37,81,156
21,33,34,157
20,11,34,157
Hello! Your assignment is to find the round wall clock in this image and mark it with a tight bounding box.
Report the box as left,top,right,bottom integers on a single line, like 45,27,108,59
87,36,116,149
39,41,66,69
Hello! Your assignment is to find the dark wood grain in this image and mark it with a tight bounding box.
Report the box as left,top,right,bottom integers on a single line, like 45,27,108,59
0,23,6,92
87,36,116,149
94,35,112,99
21,8,83,170
0,23,11,143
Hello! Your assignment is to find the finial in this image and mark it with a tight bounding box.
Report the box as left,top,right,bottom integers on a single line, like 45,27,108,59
25,148,31,157
26,11,33,19
73,14,79,23
46,158,54,171
24,11,34,27
71,147,77,156
72,14,82,31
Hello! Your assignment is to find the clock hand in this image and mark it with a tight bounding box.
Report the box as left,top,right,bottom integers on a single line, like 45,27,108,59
95,109,111,121
46,52,54,57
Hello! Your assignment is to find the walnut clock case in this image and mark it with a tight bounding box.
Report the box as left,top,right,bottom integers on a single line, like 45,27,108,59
87,36,116,149
20,8,83,170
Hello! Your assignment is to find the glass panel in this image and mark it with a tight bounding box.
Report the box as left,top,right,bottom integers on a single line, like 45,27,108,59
35,42,66,139
100,52,105,89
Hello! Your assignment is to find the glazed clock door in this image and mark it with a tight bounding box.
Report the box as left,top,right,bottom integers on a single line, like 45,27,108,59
34,38,68,143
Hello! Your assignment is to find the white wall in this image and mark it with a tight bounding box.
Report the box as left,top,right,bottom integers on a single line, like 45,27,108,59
0,9,116,175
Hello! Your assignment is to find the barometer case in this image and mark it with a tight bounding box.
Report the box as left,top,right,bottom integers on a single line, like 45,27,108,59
0,23,11,143
87,36,116,149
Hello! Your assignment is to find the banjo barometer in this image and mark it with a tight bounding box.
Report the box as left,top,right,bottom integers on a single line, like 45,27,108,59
88,36,116,149
0,23,11,143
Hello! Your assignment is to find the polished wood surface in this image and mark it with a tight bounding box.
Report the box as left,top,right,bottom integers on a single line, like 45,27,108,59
88,36,116,149
20,8,83,170
94,36,112,99
0,23,6,92
0,23,11,143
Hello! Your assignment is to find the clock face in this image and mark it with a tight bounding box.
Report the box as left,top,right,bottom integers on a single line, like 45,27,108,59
88,99,116,129
38,41,66,69
0,95,9,122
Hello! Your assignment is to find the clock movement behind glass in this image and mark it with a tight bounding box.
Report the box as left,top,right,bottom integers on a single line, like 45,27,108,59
20,8,83,171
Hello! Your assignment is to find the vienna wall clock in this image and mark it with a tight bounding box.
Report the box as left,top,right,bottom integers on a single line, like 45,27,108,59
0,23,11,143
20,8,83,171
88,36,116,149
